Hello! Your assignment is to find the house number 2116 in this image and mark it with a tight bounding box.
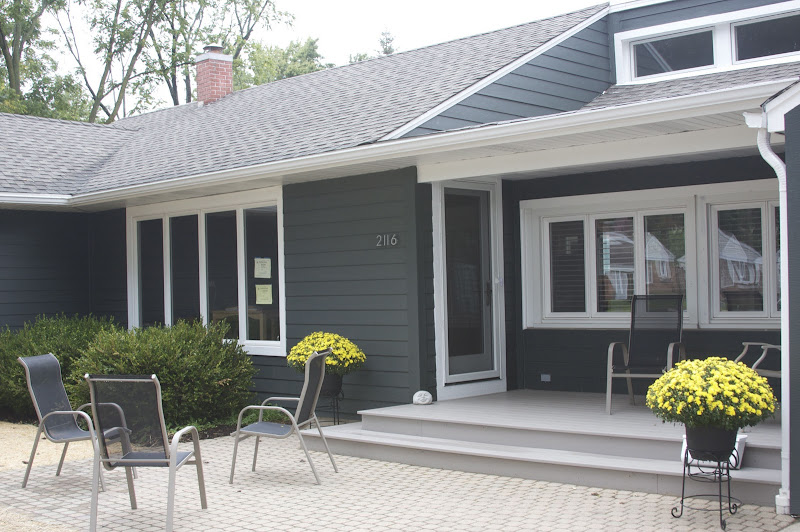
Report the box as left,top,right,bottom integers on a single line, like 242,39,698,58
376,233,399,247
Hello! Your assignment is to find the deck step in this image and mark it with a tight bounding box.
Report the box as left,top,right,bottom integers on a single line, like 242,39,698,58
304,422,781,507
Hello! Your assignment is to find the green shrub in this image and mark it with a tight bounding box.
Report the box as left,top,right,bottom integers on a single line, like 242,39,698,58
0,314,119,420
67,320,256,430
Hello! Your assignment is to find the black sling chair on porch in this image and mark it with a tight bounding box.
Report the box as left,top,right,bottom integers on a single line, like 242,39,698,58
606,294,685,414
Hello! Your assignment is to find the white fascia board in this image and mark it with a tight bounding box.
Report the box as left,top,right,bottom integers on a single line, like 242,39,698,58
379,6,610,141
418,126,764,182
15,78,797,209
762,81,800,132
608,0,673,13
0,193,72,207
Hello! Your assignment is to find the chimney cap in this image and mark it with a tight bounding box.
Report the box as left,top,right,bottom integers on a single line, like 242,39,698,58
203,44,225,54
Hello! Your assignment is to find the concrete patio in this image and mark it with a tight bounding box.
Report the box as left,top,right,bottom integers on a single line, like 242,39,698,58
0,432,798,531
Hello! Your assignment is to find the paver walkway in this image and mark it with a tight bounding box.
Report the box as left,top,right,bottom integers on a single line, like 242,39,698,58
0,434,797,531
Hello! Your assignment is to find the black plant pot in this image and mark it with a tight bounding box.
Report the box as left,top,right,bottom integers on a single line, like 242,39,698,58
319,373,343,397
685,425,738,462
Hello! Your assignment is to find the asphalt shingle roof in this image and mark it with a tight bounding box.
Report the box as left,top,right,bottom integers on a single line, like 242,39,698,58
583,63,800,110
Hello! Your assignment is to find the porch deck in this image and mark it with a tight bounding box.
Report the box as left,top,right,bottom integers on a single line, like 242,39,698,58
305,390,782,507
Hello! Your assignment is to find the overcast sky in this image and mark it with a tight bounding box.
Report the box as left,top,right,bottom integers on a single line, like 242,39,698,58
263,0,606,66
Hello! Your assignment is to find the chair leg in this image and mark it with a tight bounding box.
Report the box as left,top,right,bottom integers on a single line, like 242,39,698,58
315,421,339,473
229,431,240,484
625,370,635,405
252,436,260,472
606,378,613,415
296,432,321,485
125,466,137,510
192,435,208,509
166,459,177,532
56,442,69,476
21,424,45,488
90,451,100,532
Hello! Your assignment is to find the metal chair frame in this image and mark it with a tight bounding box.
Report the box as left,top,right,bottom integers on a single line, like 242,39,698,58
85,374,207,532
230,348,338,485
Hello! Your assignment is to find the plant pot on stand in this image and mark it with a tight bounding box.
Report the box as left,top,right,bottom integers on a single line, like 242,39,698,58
319,373,343,425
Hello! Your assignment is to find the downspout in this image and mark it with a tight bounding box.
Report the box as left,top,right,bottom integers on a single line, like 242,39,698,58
744,111,790,514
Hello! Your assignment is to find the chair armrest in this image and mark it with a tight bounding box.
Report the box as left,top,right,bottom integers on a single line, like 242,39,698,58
262,396,299,406
235,405,297,431
753,344,781,370
735,342,765,363
607,342,629,370
170,425,200,463
667,342,685,369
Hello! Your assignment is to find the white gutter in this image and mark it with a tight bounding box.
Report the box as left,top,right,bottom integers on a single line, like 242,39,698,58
744,109,791,515
2,78,796,209
0,193,72,207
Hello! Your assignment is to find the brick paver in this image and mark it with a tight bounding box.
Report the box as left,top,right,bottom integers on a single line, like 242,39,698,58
0,435,797,531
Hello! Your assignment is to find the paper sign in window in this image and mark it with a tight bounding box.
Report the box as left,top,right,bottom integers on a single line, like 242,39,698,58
255,284,273,305
254,258,271,278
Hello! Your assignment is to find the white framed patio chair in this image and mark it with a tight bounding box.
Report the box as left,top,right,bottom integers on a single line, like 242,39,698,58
85,374,207,532
230,348,338,485
18,353,102,489
606,294,685,414
735,342,781,380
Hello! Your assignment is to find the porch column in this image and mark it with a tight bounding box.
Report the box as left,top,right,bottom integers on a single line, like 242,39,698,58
787,104,800,515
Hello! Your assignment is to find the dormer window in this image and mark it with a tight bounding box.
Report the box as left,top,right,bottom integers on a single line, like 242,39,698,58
615,2,800,84
633,31,714,78
735,14,800,61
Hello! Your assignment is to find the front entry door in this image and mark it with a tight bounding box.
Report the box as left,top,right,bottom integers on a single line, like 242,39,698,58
444,188,495,383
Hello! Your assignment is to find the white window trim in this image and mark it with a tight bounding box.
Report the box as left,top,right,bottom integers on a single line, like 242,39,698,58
614,1,800,83
126,187,286,357
521,180,777,330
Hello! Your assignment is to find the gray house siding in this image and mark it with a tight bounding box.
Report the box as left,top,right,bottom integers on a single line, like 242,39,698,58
0,209,127,330
504,155,782,394
404,20,612,138
785,104,800,514
250,168,432,415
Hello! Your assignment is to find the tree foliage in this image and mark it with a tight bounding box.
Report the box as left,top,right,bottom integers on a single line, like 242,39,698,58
349,30,396,64
234,37,332,89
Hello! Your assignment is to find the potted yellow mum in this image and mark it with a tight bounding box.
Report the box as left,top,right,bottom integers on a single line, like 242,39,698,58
646,357,776,461
287,332,366,396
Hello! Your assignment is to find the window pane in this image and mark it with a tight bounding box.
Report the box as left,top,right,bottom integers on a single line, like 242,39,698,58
596,218,634,312
138,219,164,327
170,215,200,323
245,207,280,341
775,206,781,312
634,31,713,77
206,211,239,339
549,221,585,312
718,209,763,312
736,15,800,61
644,214,686,304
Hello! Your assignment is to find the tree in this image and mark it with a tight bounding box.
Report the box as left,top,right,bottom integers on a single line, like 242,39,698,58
348,31,396,64
234,37,332,90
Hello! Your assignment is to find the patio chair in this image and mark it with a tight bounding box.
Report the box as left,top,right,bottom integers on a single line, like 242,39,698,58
230,348,338,485
18,353,101,489
735,342,781,380
606,294,685,414
85,374,207,532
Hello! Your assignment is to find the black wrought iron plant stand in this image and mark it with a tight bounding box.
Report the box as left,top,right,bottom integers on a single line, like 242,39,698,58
672,447,741,530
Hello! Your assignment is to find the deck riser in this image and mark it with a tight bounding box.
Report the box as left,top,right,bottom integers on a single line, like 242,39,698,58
308,436,780,507
360,415,781,470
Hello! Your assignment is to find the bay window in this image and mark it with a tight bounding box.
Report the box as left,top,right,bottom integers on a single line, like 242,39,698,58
127,189,284,356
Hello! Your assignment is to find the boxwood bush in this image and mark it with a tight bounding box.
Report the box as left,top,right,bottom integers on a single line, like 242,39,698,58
0,314,119,420
67,320,256,430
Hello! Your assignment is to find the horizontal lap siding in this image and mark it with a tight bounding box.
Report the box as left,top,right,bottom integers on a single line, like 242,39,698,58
404,20,611,137
504,156,781,394
0,209,127,329
612,0,788,32
259,168,426,415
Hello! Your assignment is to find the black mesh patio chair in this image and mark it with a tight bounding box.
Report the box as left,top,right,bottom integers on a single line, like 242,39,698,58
18,353,101,489
606,294,685,414
230,348,338,485
85,374,207,532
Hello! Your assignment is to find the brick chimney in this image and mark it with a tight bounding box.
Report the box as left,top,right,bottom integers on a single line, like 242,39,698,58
196,44,233,104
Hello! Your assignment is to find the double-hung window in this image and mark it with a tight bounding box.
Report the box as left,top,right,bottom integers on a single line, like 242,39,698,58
522,181,777,329
127,188,285,356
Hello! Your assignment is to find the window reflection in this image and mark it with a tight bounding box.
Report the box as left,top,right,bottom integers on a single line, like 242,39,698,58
596,218,634,312
718,208,763,312
644,214,685,305
206,211,239,338
245,207,280,341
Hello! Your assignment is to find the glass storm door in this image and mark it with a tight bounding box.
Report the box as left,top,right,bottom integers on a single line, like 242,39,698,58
444,188,494,382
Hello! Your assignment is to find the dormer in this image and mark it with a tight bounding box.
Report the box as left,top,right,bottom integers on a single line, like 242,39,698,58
614,0,800,84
